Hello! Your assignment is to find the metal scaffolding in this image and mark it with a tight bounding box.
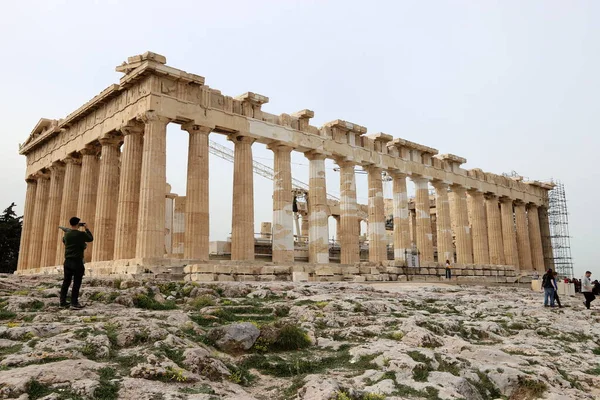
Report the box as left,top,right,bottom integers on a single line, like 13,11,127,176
547,181,574,278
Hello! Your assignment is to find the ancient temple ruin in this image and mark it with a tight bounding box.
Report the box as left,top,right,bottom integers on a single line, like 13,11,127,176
16,52,554,282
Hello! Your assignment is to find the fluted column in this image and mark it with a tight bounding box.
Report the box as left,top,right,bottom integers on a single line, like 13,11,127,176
500,197,519,268
485,194,505,265
77,147,100,263
306,151,329,264
92,138,121,262
433,181,453,263
301,215,309,243
392,173,411,262
183,124,212,260
230,134,255,261
412,177,433,262
114,123,143,260
367,166,387,262
449,185,473,264
538,206,554,269
467,190,489,264
515,201,532,270
136,113,169,259
40,162,65,267
527,204,545,272
270,144,294,263
28,172,50,269
55,156,82,265
338,161,359,264
17,179,37,271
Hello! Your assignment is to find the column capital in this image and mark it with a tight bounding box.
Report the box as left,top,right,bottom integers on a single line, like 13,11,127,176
390,171,408,179
304,150,327,161
527,202,539,210
64,154,82,165
227,133,255,145
499,196,514,204
181,123,213,135
467,188,484,195
484,193,499,201
80,145,100,157
119,120,144,136
137,111,171,125
410,176,430,186
266,142,294,153
25,176,37,184
431,180,449,190
49,161,66,174
514,199,527,206
334,158,356,168
34,169,51,180
99,136,121,148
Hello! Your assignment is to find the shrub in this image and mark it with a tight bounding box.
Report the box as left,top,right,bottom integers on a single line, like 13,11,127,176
25,379,52,400
189,296,215,310
132,294,177,310
270,325,311,351
0,309,16,320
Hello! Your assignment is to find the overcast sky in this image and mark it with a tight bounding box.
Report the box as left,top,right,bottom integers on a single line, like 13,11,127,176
0,0,596,277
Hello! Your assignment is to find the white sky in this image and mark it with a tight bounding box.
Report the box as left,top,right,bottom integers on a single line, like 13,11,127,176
0,0,596,278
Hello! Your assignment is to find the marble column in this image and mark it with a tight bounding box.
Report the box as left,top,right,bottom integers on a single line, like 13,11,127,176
301,214,309,243
500,197,519,268
165,192,176,255
412,177,433,262
270,144,294,263
538,206,554,269
92,138,121,262
338,161,359,264
449,185,473,264
77,147,100,263
28,172,50,269
433,181,453,263
392,173,411,262
527,204,545,272
136,113,169,259
409,209,417,247
114,123,143,260
515,201,532,270
306,152,329,264
17,179,37,271
172,196,186,256
230,134,255,261
367,166,387,262
55,156,82,266
40,162,65,268
485,194,505,265
183,124,212,261
467,190,489,264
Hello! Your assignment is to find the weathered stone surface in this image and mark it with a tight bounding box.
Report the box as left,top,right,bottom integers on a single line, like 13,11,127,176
208,322,260,353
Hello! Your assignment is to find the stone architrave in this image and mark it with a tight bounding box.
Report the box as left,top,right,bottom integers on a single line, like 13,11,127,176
514,201,532,270
28,173,51,269
54,156,82,266
17,179,37,270
392,173,411,262
338,160,359,264
484,194,505,265
92,137,121,262
527,204,545,272
366,166,387,262
449,185,473,264
136,112,170,259
412,177,433,262
538,206,554,269
269,144,294,263
183,124,212,261
500,197,519,268
467,190,490,264
40,162,65,268
433,181,453,263
305,151,329,264
113,122,144,260
230,134,255,261
76,147,100,263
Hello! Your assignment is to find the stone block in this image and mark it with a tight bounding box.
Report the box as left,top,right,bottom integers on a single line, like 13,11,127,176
316,267,334,276
365,274,383,281
389,274,398,281
474,270,484,276
483,270,491,276
386,267,401,274
261,266,275,274
292,272,309,282
237,275,257,282
217,274,235,282
359,266,371,274
398,274,408,282
273,266,291,274
258,275,277,282
214,265,233,274
353,276,366,282
196,273,216,282
343,266,360,274
370,267,381,275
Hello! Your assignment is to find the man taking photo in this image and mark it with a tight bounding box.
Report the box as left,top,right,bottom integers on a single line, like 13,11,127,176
59,217,93,309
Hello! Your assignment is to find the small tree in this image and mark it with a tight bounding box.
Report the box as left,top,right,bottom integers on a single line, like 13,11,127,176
0,203,22,273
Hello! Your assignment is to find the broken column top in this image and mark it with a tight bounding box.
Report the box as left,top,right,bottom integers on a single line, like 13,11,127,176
323,119,367,134
366,132,394,143
390,138,438,155
436,153,467,165
235,92,269,105
291,109,315,119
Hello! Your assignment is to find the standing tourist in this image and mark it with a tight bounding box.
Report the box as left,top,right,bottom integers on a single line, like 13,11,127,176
445,260,452,280
59,217,93,309
542,268,555,307
582,271,595,310
552,271,562,308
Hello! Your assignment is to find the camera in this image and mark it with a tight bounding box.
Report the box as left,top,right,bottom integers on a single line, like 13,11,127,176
79,222,86,227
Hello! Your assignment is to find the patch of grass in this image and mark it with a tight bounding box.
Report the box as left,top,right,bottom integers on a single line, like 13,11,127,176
189,296,215,310
592,347,600,355
25,379,52,399
384,331,404,341
468,370,502,399
22,315,35,322
502,349,528,356
113,354,145,375
392,385,441,400
157,345,185,368
412,363,431,382
0,344,23,357
407,351,432,364
585,365,600,375
132,293,177,310
511,377,547,399
270,325,311,351
294,299,316,306
434,353,460,376
282,376,306,398
508,322,527,330
0,309,16,320
557,368,584,390
225,363,256,386
21,300,45,311
103,323,119,348
179,384,215,394
81,343,99,360
93,367,120,400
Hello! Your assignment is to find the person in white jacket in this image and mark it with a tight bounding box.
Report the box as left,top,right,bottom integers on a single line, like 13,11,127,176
582,271,595,310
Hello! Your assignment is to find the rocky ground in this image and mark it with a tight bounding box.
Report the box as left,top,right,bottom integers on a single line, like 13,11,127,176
0,275,598,400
